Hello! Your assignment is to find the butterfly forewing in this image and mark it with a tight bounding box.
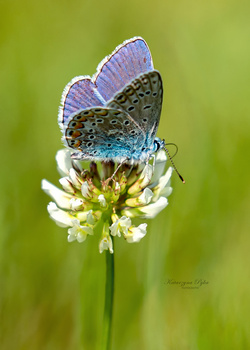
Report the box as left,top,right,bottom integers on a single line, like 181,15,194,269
107,70,163,144
64,107,145,160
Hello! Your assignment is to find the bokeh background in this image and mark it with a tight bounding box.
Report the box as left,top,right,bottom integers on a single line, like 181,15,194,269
1,0,250,349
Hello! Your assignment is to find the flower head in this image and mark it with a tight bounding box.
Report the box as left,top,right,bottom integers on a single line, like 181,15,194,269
42,149,173,253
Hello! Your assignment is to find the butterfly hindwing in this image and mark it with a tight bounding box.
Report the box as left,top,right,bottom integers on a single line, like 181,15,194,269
64,107,145,161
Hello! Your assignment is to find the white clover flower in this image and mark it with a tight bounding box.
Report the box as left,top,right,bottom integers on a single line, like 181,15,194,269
99,235,114,254
68,219,94,243
110,216,131,237
125,223,147,243
42,149,173,253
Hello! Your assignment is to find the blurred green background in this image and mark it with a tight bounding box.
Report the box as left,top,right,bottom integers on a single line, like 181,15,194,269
1,0,250,349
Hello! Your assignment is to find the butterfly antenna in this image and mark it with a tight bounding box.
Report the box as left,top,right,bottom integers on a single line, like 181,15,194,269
164,146,185,183
164,143,178,158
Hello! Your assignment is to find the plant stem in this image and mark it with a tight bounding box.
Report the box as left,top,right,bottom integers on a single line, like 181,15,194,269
101,241,114,350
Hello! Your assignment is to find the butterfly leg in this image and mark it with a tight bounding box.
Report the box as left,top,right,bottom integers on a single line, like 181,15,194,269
108,158,129,182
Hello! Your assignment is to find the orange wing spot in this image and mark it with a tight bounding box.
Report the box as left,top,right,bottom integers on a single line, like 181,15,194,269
72,130,81,138
69,120,84,129
99,110,108,116
74,140,81,148
86,111,94,117
78,116,87,122
94,109,108,116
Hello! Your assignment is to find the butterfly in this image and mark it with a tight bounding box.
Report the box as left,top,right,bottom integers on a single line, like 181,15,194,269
58,37,165,166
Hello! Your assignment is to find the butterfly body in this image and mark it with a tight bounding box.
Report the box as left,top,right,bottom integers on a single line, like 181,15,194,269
59,37,165,164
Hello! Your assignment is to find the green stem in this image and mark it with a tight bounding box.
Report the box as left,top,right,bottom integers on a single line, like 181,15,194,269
101,240,114,350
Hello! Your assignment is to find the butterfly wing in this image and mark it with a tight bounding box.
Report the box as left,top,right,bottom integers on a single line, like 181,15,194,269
63,107,145,161
106,70,163,147
59,37,153,130
94,37,154,101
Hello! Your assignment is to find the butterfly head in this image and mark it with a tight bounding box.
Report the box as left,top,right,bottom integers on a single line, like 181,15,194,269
152,137,165,153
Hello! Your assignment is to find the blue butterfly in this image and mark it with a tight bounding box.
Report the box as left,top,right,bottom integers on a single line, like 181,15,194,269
58,37,165,166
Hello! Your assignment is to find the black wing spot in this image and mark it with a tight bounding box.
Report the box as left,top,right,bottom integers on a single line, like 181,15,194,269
127,106,135,112
145,90,151,95
142,118,148,123
68,130,74,136
143,105,152,110
117,94,123,101
96,118,103,123
152,92,157,97
124,120,130,126
138,93,144,98
88,129,94,133
89,135,95,140
133,99,139,104
110,119,118,124
92,122,96,126
87,142,93,147
107,143,112,147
